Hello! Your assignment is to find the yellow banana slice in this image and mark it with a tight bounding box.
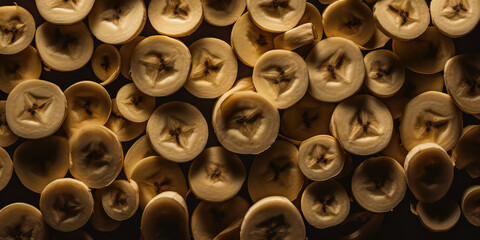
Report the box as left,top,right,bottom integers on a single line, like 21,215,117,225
246,0,306,33
120,36,145,80
89,189,121,232
462,185,480,226
0,45,41,93
116,83,155,123
102,180,139,221
452,125,480,178
0,147,12,191
430,0,480,38
123,135,157,180
0,101,18,147
105,99,146,142
91,44,121,86
415,197,460,232
0,203,47,240
0,5,35,55
148,0,203,37
201,0,246,26
35,0,95,24
364,49,405,98
274,23,319,50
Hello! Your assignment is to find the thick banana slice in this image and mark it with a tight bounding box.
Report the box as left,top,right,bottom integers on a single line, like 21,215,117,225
6,79,67,139
88,0,146,44
430,0,480,38
0,203,47,240
36,0,95,24
105,99,146,142
102,180,139,221
186,38,238,99
130,35,191,97
248,140,303,202
90,189,121,232
0,5,35,55
364,49,405,98
0,45,41,94
414,198,460,232
91,44,121,86
148,0,203,37
274,23,318,51
404,143,454,203
373,0,430,40
35,22,94,72
452,125,480,178
52,230,93,240
246,0,306,33
0,147,12,191
462,185,480,226
359,26,390,51
40,178,94,232
382,127,408,165
330,94,393,155
306,37,365,103
120,36,145,80
124,135,157,180
292,2,323,57
0,101,18,147
201,0,246,26
400,91,462,151
116,83,155,123
69,125,123,189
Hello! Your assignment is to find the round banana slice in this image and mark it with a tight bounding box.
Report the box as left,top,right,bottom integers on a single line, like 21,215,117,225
415,198,460,232
120,36,145,80
116,83,155,123
400,91,462,151
253,49,308,109
0,5,35,55
147,101,208,162
148,0,203,37
105,99,146,142
359,26,391,51
404,143,454,203
0,101,18,147
35,22,94,72
248,140,303,202
40,178,94,232
102,180,139,221
306,37,365,103
0,147,12,191
124,135,157,180
0,203,47,240
52,230,93,240
0,45,41,93
330,94,394,155
6,79,67,139
88,0,146,44
240,196,306,240
230,13,275,67
185,37,238,99
452,125,480,178
364,49,405,98
430,0,480,38
90,189,121,232
91,44,121,86
36,0,95,24
373,0,430,40
69,125,123,189
130,156,188,209
462,185,480,226
246,0,306,33
130,35,191,97
201,0,246,26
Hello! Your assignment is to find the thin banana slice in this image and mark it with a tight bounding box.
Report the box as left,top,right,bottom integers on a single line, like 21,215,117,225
404,143,454,203
116,83,155,123
52,230,93,240
400,91,462,151
248,140,303,202
246,0,306,33
452,125,480,178
105,99,146,142
88,0,146,44
306,37,365,103
0,45,41,93
430,0,480,38
0,101,18,147
6,79,67,139
301,180,350,229
0,5,35,55
124,135,157,180
90,189,121,232
130,35,192,97
274,23,319,51
201,0,246,26
40,178,94,232
462,185,480,226
364,49,405,98
120,36,145,80
373,0,430,40
91,44,121,86
35,0,95,24
0,147,12,191
69,125,123,189
382,127,408,165
0,203,47,240
148,0,203,37
186,37,238,99
359,26,390,51
415,198,460,232
102,180,139,221
35,22,94,72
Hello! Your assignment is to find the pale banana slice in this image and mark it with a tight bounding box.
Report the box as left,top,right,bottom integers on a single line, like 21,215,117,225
373,0,430,40
306,37,365,103
91,44,121,86
330,94,393,155
201,0,246,26
120,36,145,80
246,0,306,33
240,196,306,240
452,125,480,178
400,91,462,151
88,0,146,44
359,26,391,51
116,83,155,123
0,101,18,147
430,0,480,38
186,37,238,99
404,143,454,203
0,45,41,94
105,99,146,142
40,178,94,232
52,230,93,240
90,189,121,232
382,127,408,166
0,5,35,55
0,147,12,191
102,180,139,221
248,140,303,202
130,35,191,97
123,135,157,180
0,203,47,240
364,49,405,98
35,22,94,72
6,79,67,139
36,0,95,24
148,0,203,37
274,23,318,51
414,198,460,232
461,185,480,226
69,125,123,189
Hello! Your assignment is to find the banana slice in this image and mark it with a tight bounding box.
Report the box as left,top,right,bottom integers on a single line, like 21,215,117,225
274,23,318,51
247,140,303,202
148,0,203,37
0,5,35,55
124,135,157,180
89,189,121,232
364,49,405,98
52,230,93,240
6,79,67,139
0,147,12,191
246,0,306,33
330,94,394,155
116,83,155,123
35,22,94,72
130,156,188,209
201,0,246,26
0,45,41,94
102,180,139,221
88,0,146,44
373,0,430,40
69,125,123,189
382,127,408,165
461,185,480,226
186,37,238,99
0,101,18,147
430,0,480,38
40,178,94,232
91,44,121,86
297,3,323,44
105,99,146,142
0,203,47,240
415,198,460,232
120,36,145,80
306,37,365,103
240,196,306,240
359,26,390,51
404,143,454,203
452,125,480,178
35,0,95,24
130,35,192,97
301,180,350,229
400,91,462,151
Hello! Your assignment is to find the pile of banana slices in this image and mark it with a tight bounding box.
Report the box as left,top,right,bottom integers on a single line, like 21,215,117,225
1,0,480,239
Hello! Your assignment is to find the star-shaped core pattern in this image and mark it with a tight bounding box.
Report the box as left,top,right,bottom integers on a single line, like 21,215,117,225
414,110,450,142
459,63,480,97
54,194,84,223
319,50,350,83
387,0,418,26
259,0,294,19
263,160,291,187
206,163,226,183
100,1,133,29
307,144,336,170
18,92,53,124
80,142,111,169
442,0,469,20
0,19,25,48
163,0,189,20
313,196,339,216
261,66,296,96
139,53,176,87
159,115,195,149
50,0,79,10
252,214,289,240
368,61,394,83
349,110,380,141
190,50,224,86
227,108,262,139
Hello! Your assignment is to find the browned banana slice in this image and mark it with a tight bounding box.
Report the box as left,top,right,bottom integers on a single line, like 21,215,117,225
0,5,35,55
35,0,95,24
452,125,480,178
246,0,306,33
364,49,405,98
359,26,390,51
430,0,480,38
0,46,42,93
201,0,246,26
105,99,146,142
89,189,121,232
148,0,203,37
0,101,18,147
91,44,121,86
102,180,139,221
116,83,155,123
414,198,460,232
462,185,480,226
123,135,157,180
0,147,12,191
382,127,408,165
0,203,47,240
120,36,145,80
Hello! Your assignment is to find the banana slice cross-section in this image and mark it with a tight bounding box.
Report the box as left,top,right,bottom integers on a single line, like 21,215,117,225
0,147,12,191
452,125,480,178
0,45,42,94
116,83,155,123
364,49,405,98
102,180,139,221
148,0,203,37
105,98,146,142
91,44,121,86
0,5,35,55
124,135,157,180
415,197,460,232
0,101,18,147
462,185,480,226
35,0,95,24
430,0,480,38
246,0,306,33
89,189,121,232
201,0,246,26
0,203,47,240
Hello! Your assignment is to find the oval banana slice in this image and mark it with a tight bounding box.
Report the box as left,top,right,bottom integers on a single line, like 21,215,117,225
364,49,405,98
0,5,35,55
105,99,146,142
430,0,480,38
6,79,67,139
0,45,41,93
148,0,203,37
35,0,95,24
0,203,47,240
201,0,246,26
301,180,350,229
240,196,306,240
116,83,155,123
0,147,12,191
91,44,121,86
89,189,121,232
415,197,460,232
452,125,480,178
404,143,454,203
40,178,94,232
0,101,18,147
102,180,139,221
246,0,306,33
120,36,145,80
462,185,480,226
124,135,157,180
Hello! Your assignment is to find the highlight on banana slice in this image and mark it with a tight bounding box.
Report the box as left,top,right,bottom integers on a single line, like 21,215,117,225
0,101,18,147
89,189,121,232
452,125,480,178
359,26,390,51
123,135,157,180
0,5,35,55
430,0,480,38
461,185,480,226
102,180,139,221
35,0,95,24
0,45,41,94
120,36,145,80
200,0,246,26
116,83,155,123
0,203,47,240
105,99,146,142
414,197,461,232
0,147,12,191
246,0,305,33
364,49,405,98
274,23,318,51
91,44,121,86
148,0,203,37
